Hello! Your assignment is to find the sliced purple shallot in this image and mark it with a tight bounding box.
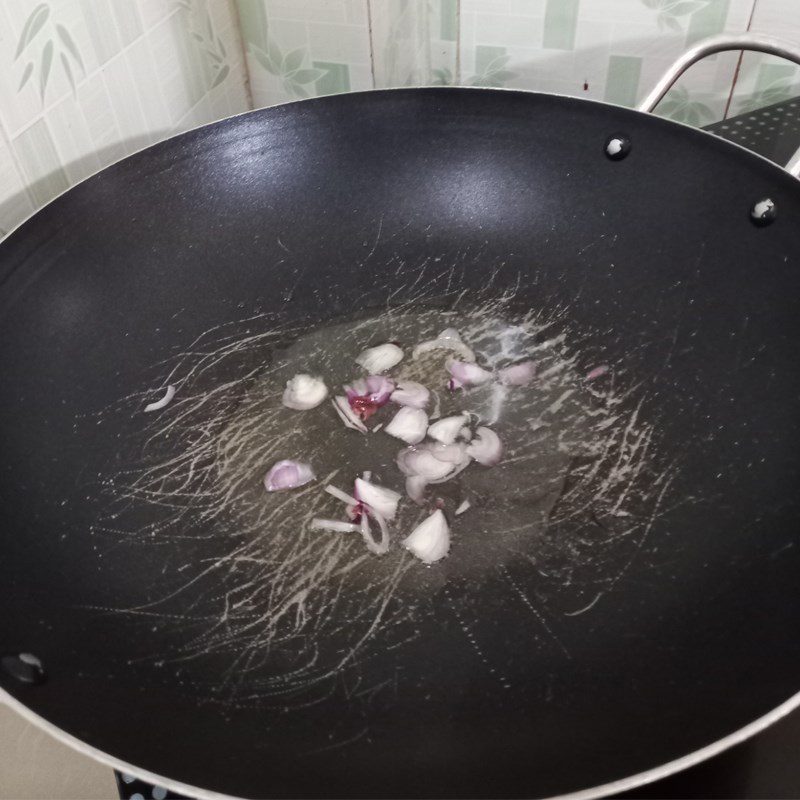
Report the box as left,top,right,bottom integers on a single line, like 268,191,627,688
310,518,360,533
412,328,475,362
403,509,450,564
144,384,176,413
498,360,536,387
427,413,470,445
466,426,503,466
385,406,428,444
264,460,315,492
282,373,328,410
586,365,609,381
390,381,430,409
332,396,368,433
354,477,401,520
446,358,492,390
355,343,404,373
345,375,395,421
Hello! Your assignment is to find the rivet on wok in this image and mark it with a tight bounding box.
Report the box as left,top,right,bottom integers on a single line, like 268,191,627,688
751,198,777,226
604,134,631,161
0,652,46,685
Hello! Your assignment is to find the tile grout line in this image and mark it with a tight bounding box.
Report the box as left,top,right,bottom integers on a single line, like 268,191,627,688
366,0,377,90
455,0,461,85
228,0,255,110
722,0,759,120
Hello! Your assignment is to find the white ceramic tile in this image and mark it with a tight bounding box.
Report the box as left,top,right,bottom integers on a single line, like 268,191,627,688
0,130,35,236
0,0,251,235
46,92,103,183
727,0,800,117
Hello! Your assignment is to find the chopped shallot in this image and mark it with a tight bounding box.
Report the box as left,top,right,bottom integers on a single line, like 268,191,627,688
361,509,390,555
455,499,471,515
385,407,428,444
332,396,368,433
403,509,450,564
355,343,403,373
355,477,401,520
345,375,395,420
390,381,430,409
264,460,315,492
405,475,428,505
310,518,361,533
466,426,503,466
446,358,492,389
586,365,609,381
144,385,176,413
498,360,536,387
325,484,359,505
413,328,475,362
397,442,471,504
427,413,470,445
282,373,328,410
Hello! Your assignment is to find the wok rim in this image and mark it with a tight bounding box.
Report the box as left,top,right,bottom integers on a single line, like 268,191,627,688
3,686,800,799
0,85,795,250
2,87,798,798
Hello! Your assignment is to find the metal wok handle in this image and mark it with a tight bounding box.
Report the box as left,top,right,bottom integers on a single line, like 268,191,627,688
638,33,800,178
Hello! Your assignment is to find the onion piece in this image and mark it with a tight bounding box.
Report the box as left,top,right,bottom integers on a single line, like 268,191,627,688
390,381,430,409
397,441,471,483
144,385,176,413
345,375,395,420
264,460,315,492
455,499,471,515
360,509,390,555
345,375,395,405
332,396,368,433
282,374,328,410
413,328,475,362
355,477,401,521
325,484,359,505
498,360,536,387
310,518,360,533
356,343,404,373
446,358,493,388
427,413,470,445
385,407,428,444
403,509,450,564
586,365,609,381
466,426,503,466
405,475,428,505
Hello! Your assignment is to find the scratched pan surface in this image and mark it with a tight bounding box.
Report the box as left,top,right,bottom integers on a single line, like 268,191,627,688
0,89,799,799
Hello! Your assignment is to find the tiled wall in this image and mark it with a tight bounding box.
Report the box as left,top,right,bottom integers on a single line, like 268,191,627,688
0,0,250,237
2,0,800,238
237,0,800,129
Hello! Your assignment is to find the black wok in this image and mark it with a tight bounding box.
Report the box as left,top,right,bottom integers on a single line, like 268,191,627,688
0,86,799,799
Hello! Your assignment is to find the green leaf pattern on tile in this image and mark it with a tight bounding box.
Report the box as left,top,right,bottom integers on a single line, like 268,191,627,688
431,67,453,86
14,3,49,59
246,19,327,98
176,0,232,90
735,76,800,115
469,54,518,88
655,85,715,126
14,3,86,101
640,0,711,32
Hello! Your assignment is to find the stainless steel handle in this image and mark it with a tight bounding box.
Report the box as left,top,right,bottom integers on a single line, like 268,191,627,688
638,33,800,178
